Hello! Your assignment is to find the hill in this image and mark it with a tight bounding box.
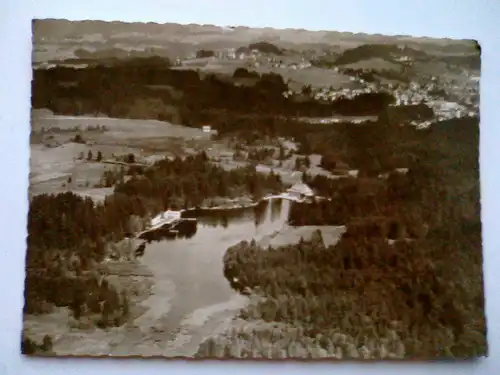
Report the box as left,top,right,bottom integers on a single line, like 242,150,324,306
32,59,395,130
342,57,404,73
335,43,427,66
243,41,283,55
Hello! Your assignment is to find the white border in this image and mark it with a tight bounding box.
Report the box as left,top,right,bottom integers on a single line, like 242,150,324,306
1,1,498,374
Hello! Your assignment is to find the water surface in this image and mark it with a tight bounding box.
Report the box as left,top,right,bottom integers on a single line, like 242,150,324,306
139,198,291,340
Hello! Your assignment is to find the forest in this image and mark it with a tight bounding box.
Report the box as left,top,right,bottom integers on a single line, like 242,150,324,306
221,116,485,359
31,58,395,129
25,190,131,331
27,56,483,357
334,43,429,66
24,152,283,335
113,152,284,210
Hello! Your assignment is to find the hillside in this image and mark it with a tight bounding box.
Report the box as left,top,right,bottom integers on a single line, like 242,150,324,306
335,43,427,66
247,41,283,55
33,19,477,66
31,59,395,125
342,57,404,73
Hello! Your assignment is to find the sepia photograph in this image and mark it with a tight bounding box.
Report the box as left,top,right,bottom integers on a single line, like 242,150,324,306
23,18,485,360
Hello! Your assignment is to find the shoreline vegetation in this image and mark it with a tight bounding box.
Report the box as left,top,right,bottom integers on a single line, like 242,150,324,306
25,55,484,359
196,117,485,360
23,150,285,353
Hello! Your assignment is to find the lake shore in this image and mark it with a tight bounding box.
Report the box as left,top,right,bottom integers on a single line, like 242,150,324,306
25,196,295,357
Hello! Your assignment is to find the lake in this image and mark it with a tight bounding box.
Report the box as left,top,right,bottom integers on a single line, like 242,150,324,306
136,198,291,348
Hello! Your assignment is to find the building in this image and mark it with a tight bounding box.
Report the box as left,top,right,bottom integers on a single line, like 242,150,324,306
151,210,182,227
287,183,315,201
202,125,212,133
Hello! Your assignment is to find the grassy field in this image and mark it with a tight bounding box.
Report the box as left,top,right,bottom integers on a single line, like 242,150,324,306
255,65,355,90
258,225,346,248
342,57,404,72
30,109,312,202
29,109,214,200
31,109,341,201
170,57,356,91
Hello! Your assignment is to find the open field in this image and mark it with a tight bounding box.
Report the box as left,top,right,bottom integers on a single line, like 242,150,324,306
342,57,404,72
256,65,355,90
170,57,356,90
32,109,331,201
258,225,346,248
32,109,332,200
32,110,212,140
29,109,215,200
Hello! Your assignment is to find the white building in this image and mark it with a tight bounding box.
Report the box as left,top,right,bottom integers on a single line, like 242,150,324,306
287,183,315,200
202,125,212,133
395,168,409,174
151,210,182,227
227,48,236,59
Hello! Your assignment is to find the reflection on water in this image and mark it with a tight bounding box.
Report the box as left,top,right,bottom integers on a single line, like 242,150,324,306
137,199,286,235
138,220,198,243
142,199,289,244
270,198,283,222
139,198,290,335
181,200,277,229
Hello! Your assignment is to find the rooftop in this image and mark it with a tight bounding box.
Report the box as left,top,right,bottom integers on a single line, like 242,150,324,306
287,182,314,196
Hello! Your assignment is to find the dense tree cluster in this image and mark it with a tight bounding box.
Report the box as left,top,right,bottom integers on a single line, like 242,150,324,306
290,166,438,230
32,60,395,127
247,41,283,55
386,104,435,123
334,44,428,66
21,334,53,355
25,152,284,327
223,217,484,359
196,49,215,58
342,68,378,82
114,152,284,209
222,116,485,359
233,67,260,79
25,191,131,326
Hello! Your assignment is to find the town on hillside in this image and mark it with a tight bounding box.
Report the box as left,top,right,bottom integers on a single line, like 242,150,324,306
24,19,485,361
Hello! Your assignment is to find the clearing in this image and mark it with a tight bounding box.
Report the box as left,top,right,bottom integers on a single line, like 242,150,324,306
30,109,214,200
342,57,404,73
258,225,346,248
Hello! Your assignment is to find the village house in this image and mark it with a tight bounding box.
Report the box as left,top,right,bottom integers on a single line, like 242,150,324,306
287,182,315,202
